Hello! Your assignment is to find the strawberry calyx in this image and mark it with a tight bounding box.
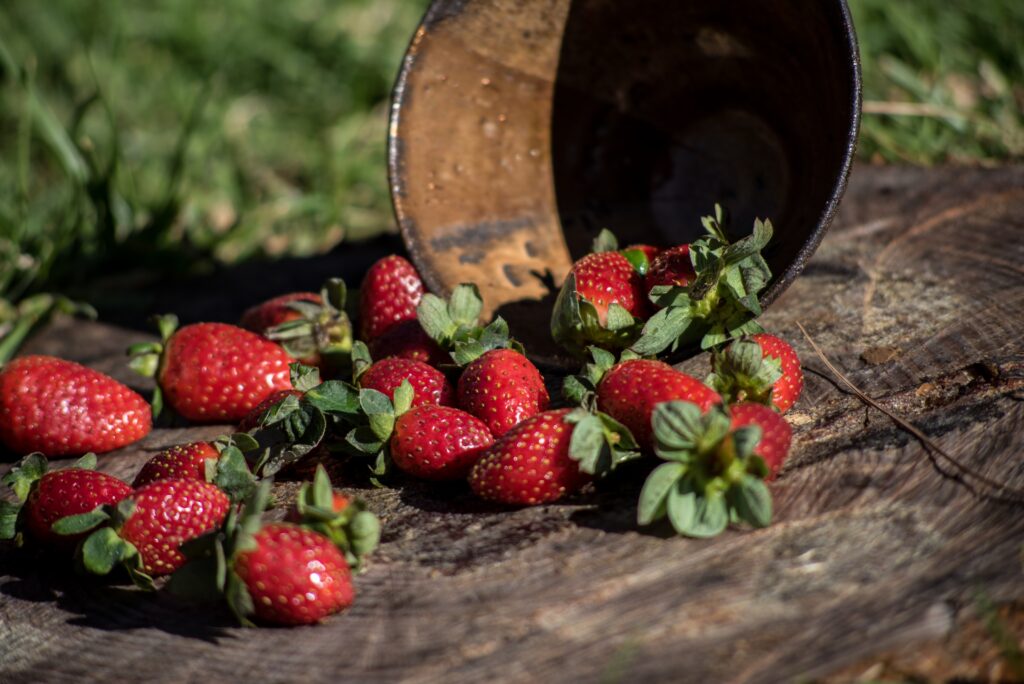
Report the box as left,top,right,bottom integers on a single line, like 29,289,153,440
341,379,415,481
637,401,772,538
126,313,180,418
630,205,773,357
705,338,783,410
0,453,96,542
264,278,354,376
289,465,380,571
204,434,260,502
416,283,522,366
563,407,641,477
52,497,153,589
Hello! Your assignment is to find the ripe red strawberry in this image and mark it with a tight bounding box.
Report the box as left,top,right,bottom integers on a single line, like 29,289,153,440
645,244,695,295
596,359,721,451
391,405,494,480
729,402,792,478
240,292,323,333
707,333,804,413
469,409,590,505
359,255,425,341
457,349,549,437
1,454,132,550
120,479,230,576
237,388,304,432
132,441,220,487
572,251,649,325
359,357,454,408
233,523,354,625
131,319,293,423
369,319,448,366
0,355,151,457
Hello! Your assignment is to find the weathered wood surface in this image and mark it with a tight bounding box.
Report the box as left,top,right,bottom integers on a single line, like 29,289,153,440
2,165,1024,683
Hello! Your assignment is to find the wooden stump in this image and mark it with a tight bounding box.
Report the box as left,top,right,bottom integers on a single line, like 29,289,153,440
2,165,1024,683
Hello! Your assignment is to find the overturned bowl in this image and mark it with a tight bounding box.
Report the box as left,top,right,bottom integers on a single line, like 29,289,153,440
388,0,861,366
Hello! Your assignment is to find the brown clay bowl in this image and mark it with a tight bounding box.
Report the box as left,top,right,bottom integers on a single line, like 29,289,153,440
388,0,861,367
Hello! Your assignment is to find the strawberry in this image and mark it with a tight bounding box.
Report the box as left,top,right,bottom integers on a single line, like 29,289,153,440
550,230,650,354
285,465,380,569
1,453,131,551
637,401,785,538
469,408,638,506
235,523,354,625
729,402,792,478
596,359,721,451
129,317,293,423
242,279,354,376
708,334,803,413
358,357,454,409
391,405,494,480
59,478,230,584
131,436,258,501
457,349,549,437
168,482,355,626
644,244,696,295
0,355,151,457
359,255,425,341
368,320,448,367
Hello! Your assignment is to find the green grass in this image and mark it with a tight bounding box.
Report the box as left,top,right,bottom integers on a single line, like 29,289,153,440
0,0,1020,318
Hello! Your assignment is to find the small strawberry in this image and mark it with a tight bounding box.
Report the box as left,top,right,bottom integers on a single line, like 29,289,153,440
729,402,792,478
169,482,355,626
129,317,293,423
0,453,131,551
285,465,380,569
644,244,696,296
595,358,721,451
469,408,638,506
358,357,454,409
131,435,258,501
391,405,494,479
0,355,151,457
242,279,354,376
359,255,425,341
457,349,549,437
637,401,788,538
707,334,803,413
58,478,230,584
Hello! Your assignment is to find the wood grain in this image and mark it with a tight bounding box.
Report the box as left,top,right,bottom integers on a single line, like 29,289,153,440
2,165,1024,683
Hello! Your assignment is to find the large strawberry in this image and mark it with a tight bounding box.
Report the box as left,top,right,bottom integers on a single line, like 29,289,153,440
359,255,425,341
131,435,257,501
630,204,774,356
0,453,131,551
457,349,549,437
637,401,790,538
469,408,638,506
391,404,494,480
57,478,230,585
550,230,650,354
594,358,721,452
169,482,355,626
707,334,804,413
358,357,454,409
129,316,293,423
0,355,151,457
241,279,353,376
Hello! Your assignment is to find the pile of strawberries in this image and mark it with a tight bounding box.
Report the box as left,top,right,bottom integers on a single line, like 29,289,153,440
0,204,806,626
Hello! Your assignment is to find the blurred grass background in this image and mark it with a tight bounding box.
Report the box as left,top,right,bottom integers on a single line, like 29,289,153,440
0,0,1021,315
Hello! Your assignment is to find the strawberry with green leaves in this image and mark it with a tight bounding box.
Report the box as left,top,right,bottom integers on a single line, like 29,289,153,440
241,278,353,376
469,408,639,506
630,204,774,356
56,477,230,585
170,482,354,626
550,230,651,354
285,465,381,569
1,453,131,551
0,355,151,457
707,334,804,413
359,254,426,341
637,400,791,538
131,435,258,501
129,316,293,423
